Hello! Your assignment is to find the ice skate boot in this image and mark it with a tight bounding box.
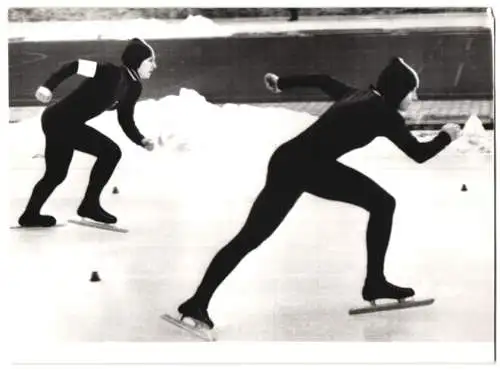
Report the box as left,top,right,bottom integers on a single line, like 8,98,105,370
161,298,216,341
18,212,57,227
178,299,214,329
362,279,415,303
349,279,433,315
77,202,117,224
69,202,128,233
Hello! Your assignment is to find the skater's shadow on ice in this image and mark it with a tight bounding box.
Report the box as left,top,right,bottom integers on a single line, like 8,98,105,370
356,311,434,341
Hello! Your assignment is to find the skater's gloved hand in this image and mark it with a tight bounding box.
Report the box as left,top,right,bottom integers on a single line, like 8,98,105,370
264,73,281,93
141,138,155,151
35,86,53,104
441,123,461,141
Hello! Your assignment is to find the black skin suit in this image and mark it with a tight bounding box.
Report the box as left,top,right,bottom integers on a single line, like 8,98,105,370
177,57,452,329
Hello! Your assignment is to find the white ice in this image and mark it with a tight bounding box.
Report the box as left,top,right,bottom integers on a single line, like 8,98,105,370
7,89,494,358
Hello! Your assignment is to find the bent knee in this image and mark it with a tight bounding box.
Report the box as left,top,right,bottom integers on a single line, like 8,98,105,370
106,144,122,162
371,192,396,213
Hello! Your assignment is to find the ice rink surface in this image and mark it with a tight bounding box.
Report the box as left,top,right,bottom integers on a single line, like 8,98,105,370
6,93,494,351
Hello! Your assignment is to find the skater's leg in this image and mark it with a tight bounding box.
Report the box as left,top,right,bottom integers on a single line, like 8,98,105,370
304,161,396,282
305,161,414,300
190,183,302,310
19,131,73,226
185,147,303,315
73,125,122,222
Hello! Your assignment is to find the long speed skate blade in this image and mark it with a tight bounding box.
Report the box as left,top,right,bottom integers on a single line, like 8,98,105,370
68,218,128,233
349,298,435,315
161,313,216,342
10,223,66,230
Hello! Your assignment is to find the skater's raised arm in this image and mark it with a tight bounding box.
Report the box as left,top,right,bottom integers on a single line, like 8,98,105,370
264,73,355,100
386,116,460,163
36,60,106,103
41,59,102,91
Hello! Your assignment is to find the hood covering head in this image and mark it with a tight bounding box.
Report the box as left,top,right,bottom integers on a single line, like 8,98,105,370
375,57,419,109
121,38,155,71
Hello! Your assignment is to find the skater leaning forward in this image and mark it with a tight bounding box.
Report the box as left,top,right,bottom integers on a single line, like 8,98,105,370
18,38,157,228
177,57,461,329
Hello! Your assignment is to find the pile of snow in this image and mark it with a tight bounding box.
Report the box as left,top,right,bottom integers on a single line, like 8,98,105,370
178,15,232,38
451,114,492,154
134,88,313,154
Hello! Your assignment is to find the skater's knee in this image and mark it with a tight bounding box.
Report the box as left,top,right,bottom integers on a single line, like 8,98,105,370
384,193,396,211
104,144,122,163
371,192,396,214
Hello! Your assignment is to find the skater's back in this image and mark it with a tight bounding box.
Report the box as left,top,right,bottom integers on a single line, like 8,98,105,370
45,63,134,122
287,89,394,159
279,58,451,163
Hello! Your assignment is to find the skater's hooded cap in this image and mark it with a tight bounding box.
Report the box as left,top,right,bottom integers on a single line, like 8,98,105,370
121,38,155,71
374,57,419,109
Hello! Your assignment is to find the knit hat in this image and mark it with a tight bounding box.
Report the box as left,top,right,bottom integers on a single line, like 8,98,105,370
375,57,419,109
121,38,155,71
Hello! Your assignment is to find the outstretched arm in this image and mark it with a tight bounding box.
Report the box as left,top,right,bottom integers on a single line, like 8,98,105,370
36,59,99,103
265,73,356,100
42,59,99,90
387,118,460,163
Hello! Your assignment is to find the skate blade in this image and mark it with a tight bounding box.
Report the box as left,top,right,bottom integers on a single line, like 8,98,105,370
348,298,435,315
10,223,66,230
68,218,128,233
161,313,216,342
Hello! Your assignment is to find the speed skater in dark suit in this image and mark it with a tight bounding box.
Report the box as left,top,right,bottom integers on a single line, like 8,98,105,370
177,57,461,329
18,38,157,227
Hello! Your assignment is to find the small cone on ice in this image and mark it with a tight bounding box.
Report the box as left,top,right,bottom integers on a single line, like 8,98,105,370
112,186,119,194
461,184,468,192
90,271,101,282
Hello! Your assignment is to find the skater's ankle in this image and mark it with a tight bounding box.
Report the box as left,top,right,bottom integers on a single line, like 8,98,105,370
181,296,204,309
78,199,99,210
191,295,210,310
364,275,386,285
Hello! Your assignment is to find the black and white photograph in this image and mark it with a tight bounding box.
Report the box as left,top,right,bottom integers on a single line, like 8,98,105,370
4,1,496,367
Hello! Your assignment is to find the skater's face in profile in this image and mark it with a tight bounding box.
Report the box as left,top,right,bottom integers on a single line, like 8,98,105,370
138,56,157,80
399,88,418,112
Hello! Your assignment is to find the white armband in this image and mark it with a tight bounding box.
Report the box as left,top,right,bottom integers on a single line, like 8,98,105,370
77,59,97,78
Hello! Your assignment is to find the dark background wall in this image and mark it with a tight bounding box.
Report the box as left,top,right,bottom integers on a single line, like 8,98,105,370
8,28,492,106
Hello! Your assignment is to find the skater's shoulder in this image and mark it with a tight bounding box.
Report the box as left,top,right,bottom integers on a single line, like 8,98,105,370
89,61,122,76
87,62,130,84
103,61,123,73
333,89,383,110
